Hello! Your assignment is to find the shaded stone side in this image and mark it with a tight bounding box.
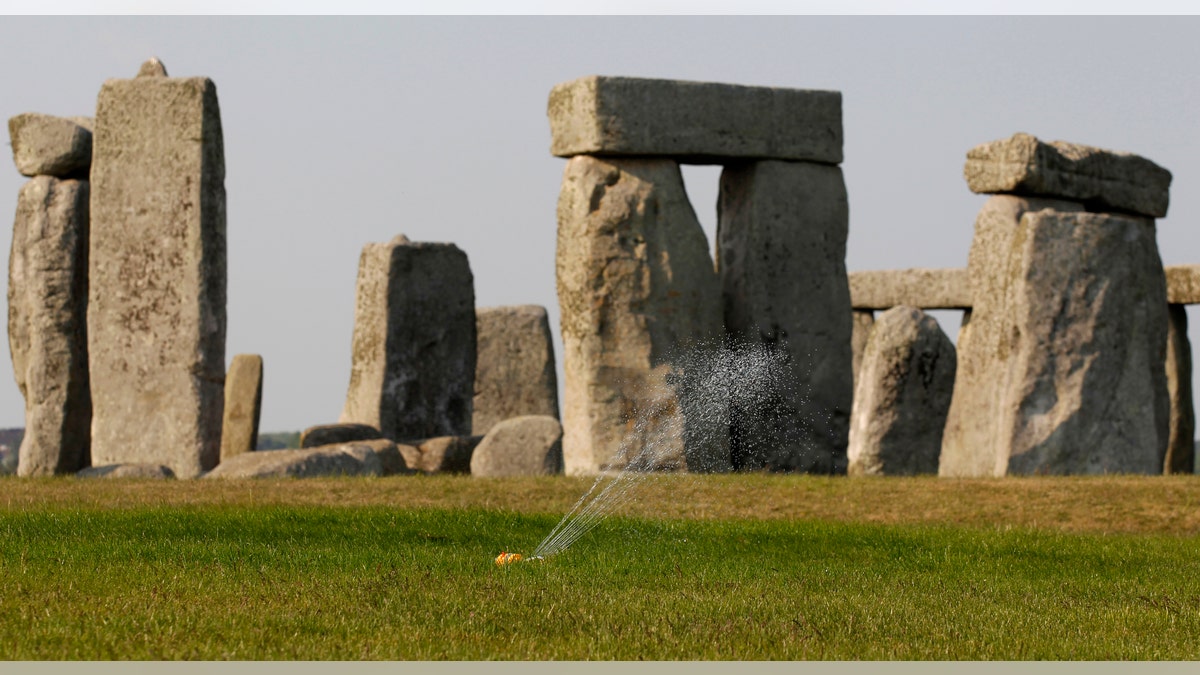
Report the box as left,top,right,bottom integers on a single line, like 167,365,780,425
300,423,380,449
472,305,559,435
718,160,852,473
8,176,91,476
847,306,956,476
940,195,1084,477
88,70,227,479
1165,304,1195,474
340,235,476,441
219,354,262,461
964,132,1172,218
556,156,727,475
548,76,843,163
850,310,874,394
848,268,971,310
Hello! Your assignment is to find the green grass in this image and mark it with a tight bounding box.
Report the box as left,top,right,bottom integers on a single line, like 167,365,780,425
1,492,1198,659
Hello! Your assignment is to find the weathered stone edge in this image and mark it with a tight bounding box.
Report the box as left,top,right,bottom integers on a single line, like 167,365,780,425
849,268,972,310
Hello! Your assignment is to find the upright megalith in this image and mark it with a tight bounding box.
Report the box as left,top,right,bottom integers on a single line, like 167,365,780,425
1164,305,1194,474
556,156,726,474
88,59,227,479
941,135,1172,477
718,160,852,472
8,176,91,476
850,310,874,392
473,305,559,436
847,306,956,476
340,235,476,441
219,354,262,461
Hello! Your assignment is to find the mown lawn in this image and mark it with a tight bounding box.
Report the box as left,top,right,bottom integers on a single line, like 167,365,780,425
0,474,1198,659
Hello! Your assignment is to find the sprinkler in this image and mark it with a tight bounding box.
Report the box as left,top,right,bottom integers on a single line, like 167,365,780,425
494,551,523,566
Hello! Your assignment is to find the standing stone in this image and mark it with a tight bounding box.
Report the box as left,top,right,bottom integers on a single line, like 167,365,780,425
1164,304,1194,474
940,195,1084,477
8,176,91,476
718,160,852,473
7,113,93,178
944,207,1168,476
847,306,956,476
557,156,727,475
470,415,563,477
219,354,262,461
88,61,226,479
340,235,476,441
850,310,874,393
473,305,559,435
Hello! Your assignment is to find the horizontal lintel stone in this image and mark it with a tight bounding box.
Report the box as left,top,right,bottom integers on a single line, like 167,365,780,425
1166,265,1200,305
849,268,971,310
963,132,1172,218
548,75,842,164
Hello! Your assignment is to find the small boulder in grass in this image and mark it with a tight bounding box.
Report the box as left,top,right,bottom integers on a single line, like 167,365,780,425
76,464,176,479
470,415,563,477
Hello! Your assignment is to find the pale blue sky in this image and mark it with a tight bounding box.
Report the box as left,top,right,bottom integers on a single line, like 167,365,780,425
2,15,1198,432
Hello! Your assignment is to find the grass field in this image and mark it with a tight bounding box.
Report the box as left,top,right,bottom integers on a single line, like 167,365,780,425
1,474,1198,659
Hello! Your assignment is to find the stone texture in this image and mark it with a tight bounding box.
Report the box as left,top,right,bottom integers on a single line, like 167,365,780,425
964,132,1172,218
473,305,559,435
88,67,227,479
299,423,381,449
848,268,971,310
847,306,956,476
396,435,481,474
718,160,852,473
203,439,402,479
548,76,842,164
850,310,874,394
1165,265,1200,305
219,354,262,461
557,156,728,475
137,57,168,78
1164,304,1195,474
470,415,564,477
8,113,93,178
340,235,475,441
76,464,175,479
942,204,1168,476
8,176,91,476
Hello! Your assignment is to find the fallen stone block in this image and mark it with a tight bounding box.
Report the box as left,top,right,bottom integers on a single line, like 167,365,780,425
548,75,842,164
964,132,1172,218
203,439,401,478
397,435,482,474
473,305,559,436
9,176,91,476
848,268,971,310
848,306,956,476
300,423,381,449
470,415,563,477
220,354,263,461
76,464,175,479
8,113,93,178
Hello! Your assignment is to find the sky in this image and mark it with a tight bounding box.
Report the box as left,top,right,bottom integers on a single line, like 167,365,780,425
1,13,1199,433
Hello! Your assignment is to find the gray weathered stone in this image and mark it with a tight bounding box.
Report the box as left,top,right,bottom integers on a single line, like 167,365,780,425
850,310,874,394
848,268,971,310
557,156,728,475
8,113,93,178
473,305,559,436
1165,265,1200,305
137,57,168,78
299,423,381,449
340,235,475,441
718,160,852,473
847,306,956,476
470,415,564,477
76,463,175,479
203,439,400,479
942,206,1168,476
9,176,91,476
88,67,227,479
219,354,262,461
396,435,481,474
964,132,1172,218
941,195,1084,477
1165,304,1195,474
548,76,842,164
